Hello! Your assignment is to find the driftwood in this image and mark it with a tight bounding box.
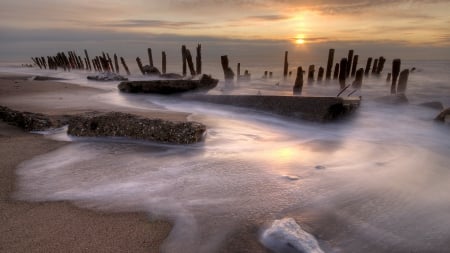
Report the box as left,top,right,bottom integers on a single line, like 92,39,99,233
118,74,218,94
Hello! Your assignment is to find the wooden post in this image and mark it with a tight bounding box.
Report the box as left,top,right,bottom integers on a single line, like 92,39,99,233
352,68,364,89
78,56,84,70
371,58,378,74
41,57,47,69
114,54,119,73
196,44,202,75
237,63,241,81
397,69,409,94
264,71,268,79
221,55,235,82
289,71,292,77
107,53,114,72
378,57,386,74
386,73,392,82
339,58,347,89
162,51,167,74
136,57,145,75
283,51,288,80
365,57,372,76
333,63,340,80
185,49,196,76
84,50,91,71
391,59,401,94
351,55,359,77
317,67,324,82
293,66,304,95
308,65,315,83
147,48,153,67
269,72,273,78
346,49,354,77
120,57,130,75
181,45,187,77
326,48,334,80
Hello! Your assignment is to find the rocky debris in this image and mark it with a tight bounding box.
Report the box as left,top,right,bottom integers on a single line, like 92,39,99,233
374,94,409,105
87,72,128,81
184,95,360,122
419,101,444,110
142,65,161,76
67,112,206,144
0,106,68,131
260,218,324,253
118,74,218,94
435,107,450,123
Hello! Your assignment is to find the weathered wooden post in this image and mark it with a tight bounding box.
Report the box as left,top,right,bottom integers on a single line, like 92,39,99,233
391,59,401,94
352,68,364,89
84,50,91,71
365,57,372,76
264,71,268,79
185,49,196,76
161,51,167,74
107,53,114,72
371,58,378,74
237,63,241,81
308,65,315,83
196,44,202,75
31,58,40,68
339,58,347,89
269,72,273,78
351,55,359,77
317,67,324,82
346,49,354,77
181,45,187,77
326,48,334,80
221,55,235,83
283,51,288,80
136,57,145,75
333,63,340,80
147,48,154,67
41,57,47,69
293,66,304,95
120,57,130,75
386,73,392,82
397,69,409,94
376,57,386,74
78,56,84,70
114,54,119,73
289,71,292,77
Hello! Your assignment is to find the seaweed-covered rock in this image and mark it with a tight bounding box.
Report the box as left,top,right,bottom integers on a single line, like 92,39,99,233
435,107,450,123
87,72,128,81
118,74,218,94
67,112,206,144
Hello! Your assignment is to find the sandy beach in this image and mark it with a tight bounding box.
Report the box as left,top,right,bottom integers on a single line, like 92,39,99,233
0,73,176,253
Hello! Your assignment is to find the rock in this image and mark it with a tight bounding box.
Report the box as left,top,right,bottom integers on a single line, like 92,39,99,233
160,73,183,79
374,94,409,105
31,76,66,81
142,65,161,76
118,74,218,94
419,101,444,110
67,112,206,144
87,72,128,81
0,106,68,131
435,107,450,123
260,218,324,253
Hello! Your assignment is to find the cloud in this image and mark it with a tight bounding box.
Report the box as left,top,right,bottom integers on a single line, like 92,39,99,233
102,19,205,29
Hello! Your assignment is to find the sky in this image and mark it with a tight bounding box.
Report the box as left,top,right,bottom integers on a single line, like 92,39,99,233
1,0,450,63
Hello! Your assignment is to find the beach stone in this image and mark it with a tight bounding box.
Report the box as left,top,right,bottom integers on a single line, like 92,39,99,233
434,107,450,123
118,74,218,94
67,112,206,144
87,72,128,81
142,65,161,76
419,101,444,110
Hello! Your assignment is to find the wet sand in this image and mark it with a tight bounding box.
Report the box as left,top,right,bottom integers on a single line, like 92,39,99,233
0,73,176,252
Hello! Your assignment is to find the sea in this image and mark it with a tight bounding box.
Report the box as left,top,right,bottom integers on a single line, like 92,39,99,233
1,55,449,252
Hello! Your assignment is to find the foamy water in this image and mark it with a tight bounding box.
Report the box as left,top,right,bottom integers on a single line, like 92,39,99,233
2,60,450,252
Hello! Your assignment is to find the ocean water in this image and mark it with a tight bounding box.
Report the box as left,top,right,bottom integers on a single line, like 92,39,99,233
1,58,450,252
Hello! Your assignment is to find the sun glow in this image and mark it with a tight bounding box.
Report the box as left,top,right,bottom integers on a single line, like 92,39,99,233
295,34,305,44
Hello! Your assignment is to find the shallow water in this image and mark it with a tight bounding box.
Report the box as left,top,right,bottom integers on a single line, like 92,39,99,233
2,60,450,252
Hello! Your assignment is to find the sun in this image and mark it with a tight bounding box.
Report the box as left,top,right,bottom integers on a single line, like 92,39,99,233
294,34,305,44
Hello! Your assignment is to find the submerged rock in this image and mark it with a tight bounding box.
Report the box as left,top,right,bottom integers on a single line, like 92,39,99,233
67,112,206,144
375,94,409,105
260,218,324,253
0,106,67,131
87,72,128,81
419,101,444,110
118,74,218,94
435,107,450,123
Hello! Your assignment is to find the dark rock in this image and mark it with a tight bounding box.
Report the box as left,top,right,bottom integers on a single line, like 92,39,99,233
375,94,409,105
31,76,66,81
87,72,128,81
160,73,183,79
67,112,206,144
118,74,218,94
142,65,161,76
435,107,450,123
419,101,444,110
0,106,68,131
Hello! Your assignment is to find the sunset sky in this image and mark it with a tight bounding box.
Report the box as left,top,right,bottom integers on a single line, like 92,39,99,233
1,0,449,62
